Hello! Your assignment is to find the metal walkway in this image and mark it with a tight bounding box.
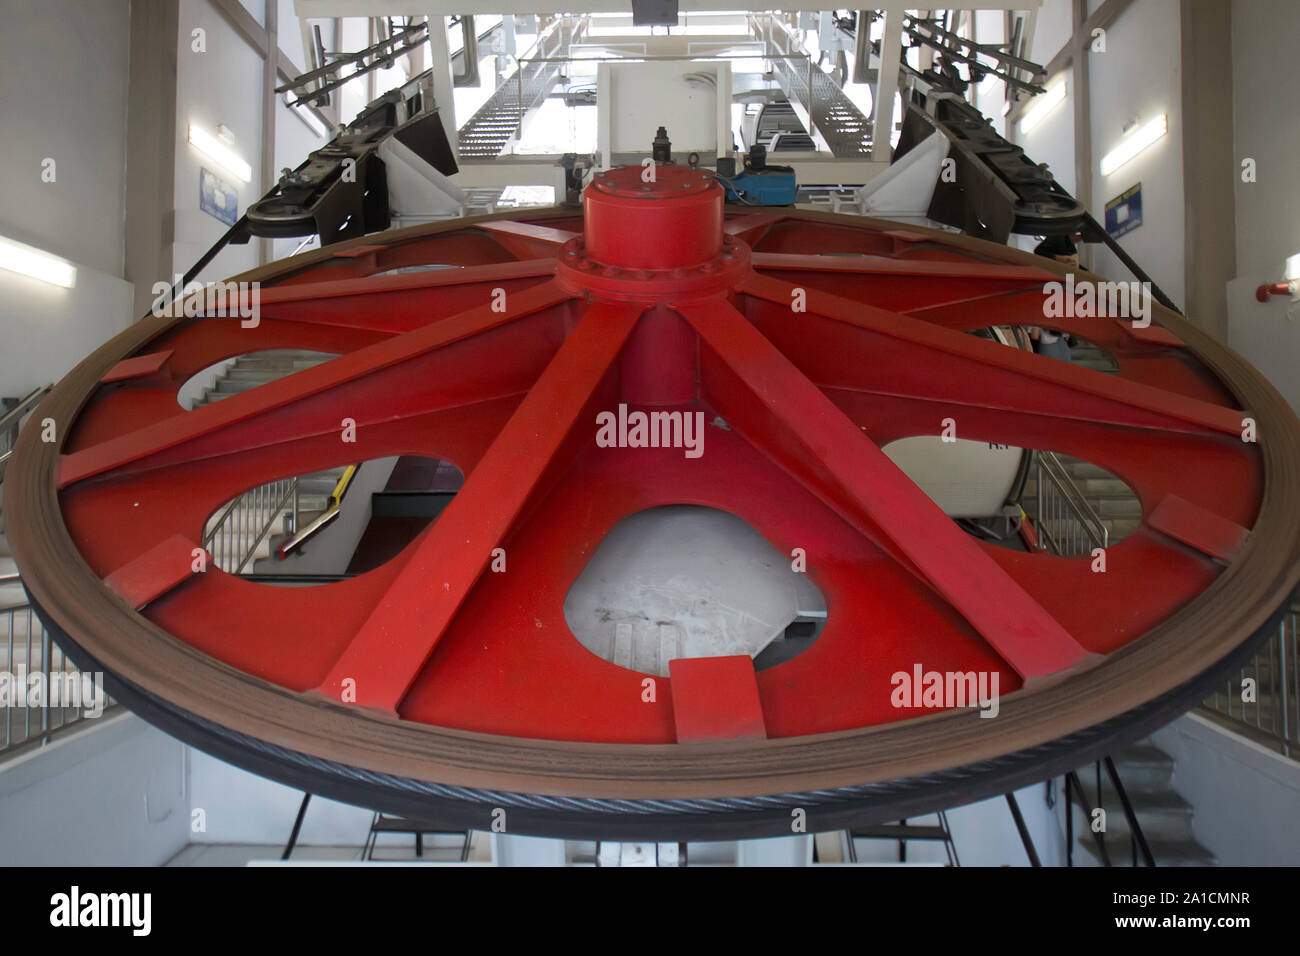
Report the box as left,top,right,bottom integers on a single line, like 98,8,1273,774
769,54,873,158
457,20,582,160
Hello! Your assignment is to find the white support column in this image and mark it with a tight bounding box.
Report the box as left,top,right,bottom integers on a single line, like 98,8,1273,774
425,14,458,151
871,5,904,164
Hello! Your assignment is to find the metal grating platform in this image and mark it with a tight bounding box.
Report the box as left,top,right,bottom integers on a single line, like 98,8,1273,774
457,20,582,160
770,55,873,158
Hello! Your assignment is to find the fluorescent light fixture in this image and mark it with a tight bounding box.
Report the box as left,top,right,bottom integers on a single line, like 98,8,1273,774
1018,81,1065,134
1099,114,1167,176
0,235,76,288
188,123,252,183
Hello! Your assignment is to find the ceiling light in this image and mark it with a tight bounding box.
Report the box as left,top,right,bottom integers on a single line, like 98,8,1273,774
188,123,252,183
1018,81,1065,134
1099,114,1167,176
0,235,76,288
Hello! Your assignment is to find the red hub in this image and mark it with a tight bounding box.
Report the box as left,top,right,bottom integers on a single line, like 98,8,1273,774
557,165,749,302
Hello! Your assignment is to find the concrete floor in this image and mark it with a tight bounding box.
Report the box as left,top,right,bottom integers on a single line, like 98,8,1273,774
167,836,488,866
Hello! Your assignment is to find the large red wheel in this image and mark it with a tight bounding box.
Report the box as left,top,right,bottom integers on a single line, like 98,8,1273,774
9,165,1300,839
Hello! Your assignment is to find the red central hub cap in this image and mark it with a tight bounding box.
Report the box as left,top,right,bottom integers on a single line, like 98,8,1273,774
585,164,723,269
557,164,748,301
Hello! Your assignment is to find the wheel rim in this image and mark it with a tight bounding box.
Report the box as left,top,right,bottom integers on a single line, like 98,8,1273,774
9,168,1300,839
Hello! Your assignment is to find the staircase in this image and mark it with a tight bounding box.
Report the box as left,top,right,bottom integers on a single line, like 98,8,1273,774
1070,743,1215,866
196,351,350,573
0,524,23,610
1199,611,1299,756
1019,339,1142,545
1022,457,1143,544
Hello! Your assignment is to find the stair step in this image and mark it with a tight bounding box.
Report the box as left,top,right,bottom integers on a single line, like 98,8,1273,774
1070,785,1195,843
0,581,28,607
1097,497,1143,516
1060,461,1113,480
1077,836,1215,867
1105,745,1174,789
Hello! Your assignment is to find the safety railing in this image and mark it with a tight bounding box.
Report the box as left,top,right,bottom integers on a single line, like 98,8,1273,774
1,601,116,759
0,384,52,482
1201,602,1299,759
203,462,364,572
1064,757,1156,867
277,465,358,559
1029,450,1109,557
202,477,300,575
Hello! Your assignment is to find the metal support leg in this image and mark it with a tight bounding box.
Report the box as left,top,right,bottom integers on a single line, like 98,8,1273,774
281,792,313,860
1102,756,1156,866
1004,791,1041,866
1065,774,1073,867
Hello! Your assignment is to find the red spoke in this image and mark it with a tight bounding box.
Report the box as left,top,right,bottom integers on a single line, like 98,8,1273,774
315,298,646,712
740,272,1246,437
752,254,1055,315
724,212,785,247
60,280,575,487
187,259,557,334
475,220,580,259
752,251,1053,282
678,296,1093,680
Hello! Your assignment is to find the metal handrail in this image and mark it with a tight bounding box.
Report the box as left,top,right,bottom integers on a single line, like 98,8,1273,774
0,384,51,436
0,383,53,480
1030,450,1109,556
1064,759,1155,867
1201,600,1299,758
2,600,117,761
203,477,299,575
277,464,360,559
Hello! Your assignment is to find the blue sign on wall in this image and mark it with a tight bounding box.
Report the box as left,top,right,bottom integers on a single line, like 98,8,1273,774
1104,183,1143,239
199,167,238,227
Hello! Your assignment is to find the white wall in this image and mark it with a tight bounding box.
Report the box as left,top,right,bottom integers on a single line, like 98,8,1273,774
1151,713,1300,865
1225,0,1300,413
0,0,134,397
969,11,1010,142
0,263,134,397
0,713,190,866
0,0,131,278
174,0,266,286
1030,0,1075,67
1016,69,1075,198
189,748,377,846
1086,0,1184,302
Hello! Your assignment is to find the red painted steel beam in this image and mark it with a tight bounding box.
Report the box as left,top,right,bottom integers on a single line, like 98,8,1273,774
475,220,581,259
669,656,767,743
59,280,575,488
678,296,1094,681
751,251,1055,282
740,272,1246,437
1148,494,1250,562
723,212,784,247
104,534,207,609
315,298,647,713
197,258,557,314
